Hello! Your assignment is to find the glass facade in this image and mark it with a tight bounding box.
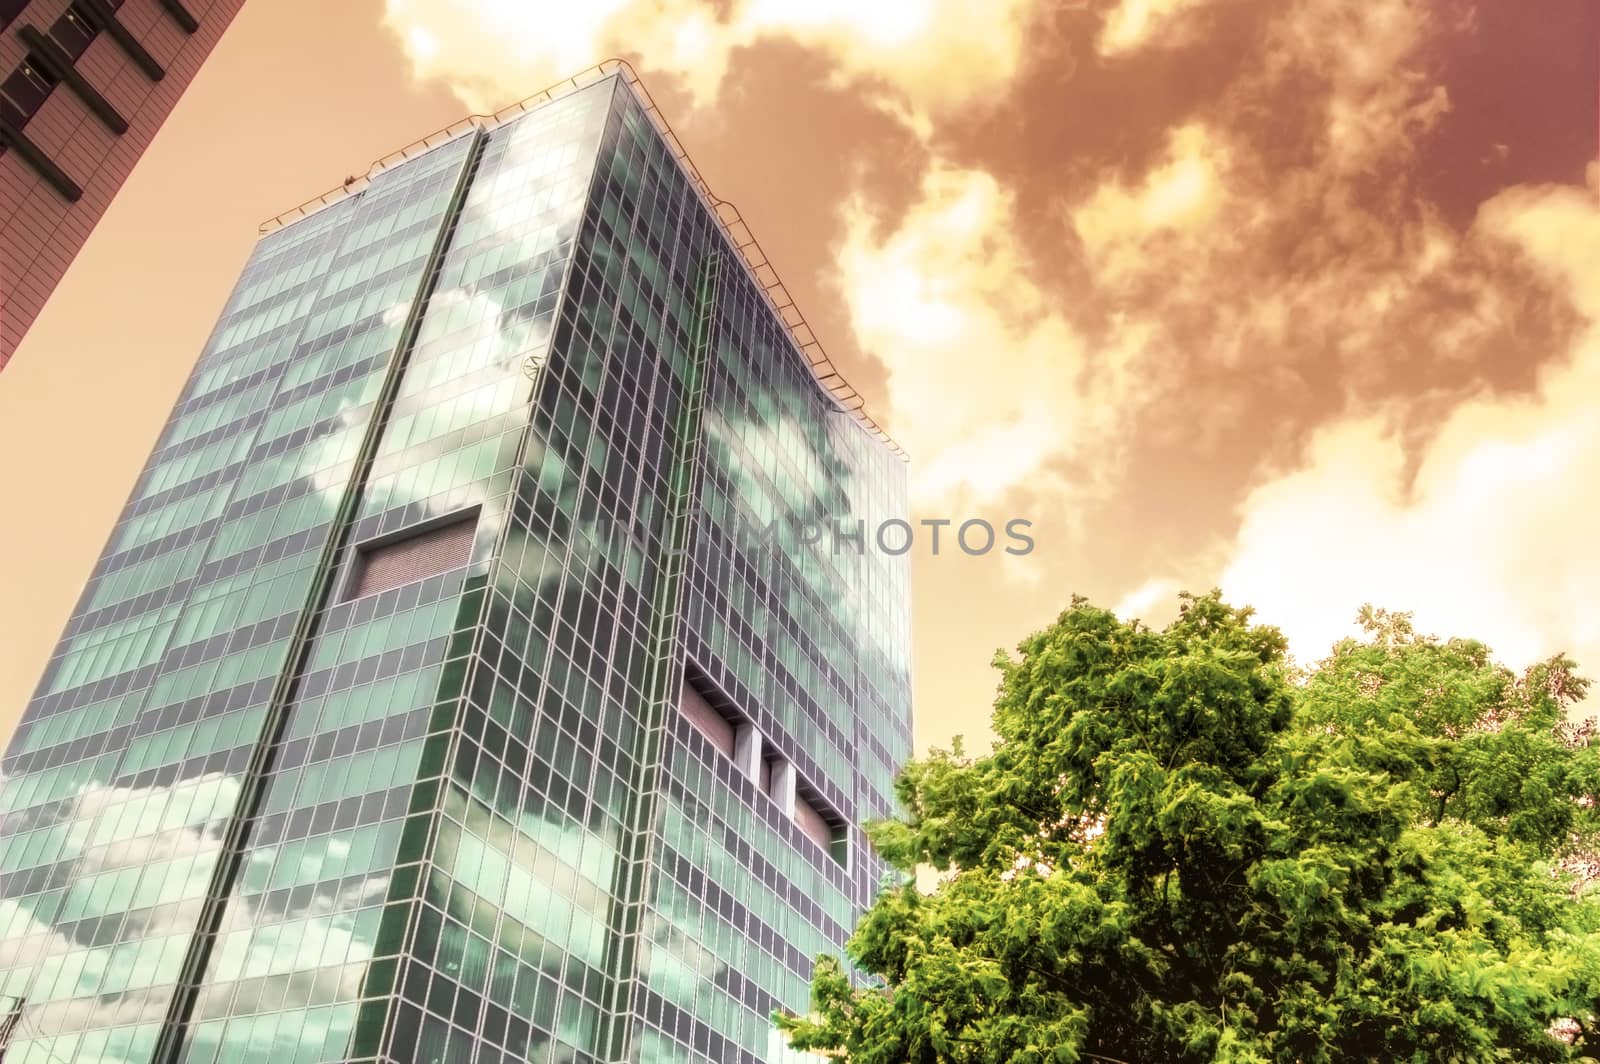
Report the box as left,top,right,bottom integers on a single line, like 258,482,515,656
0,71,911,1064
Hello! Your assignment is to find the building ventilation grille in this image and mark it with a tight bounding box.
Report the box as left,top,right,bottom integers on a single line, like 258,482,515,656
349,516,475,599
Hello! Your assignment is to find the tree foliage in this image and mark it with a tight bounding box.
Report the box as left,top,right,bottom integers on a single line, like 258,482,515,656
779,593,1600,1062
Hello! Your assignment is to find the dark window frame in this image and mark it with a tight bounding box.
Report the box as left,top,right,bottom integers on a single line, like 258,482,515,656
0,58,58,122
0,0,29,32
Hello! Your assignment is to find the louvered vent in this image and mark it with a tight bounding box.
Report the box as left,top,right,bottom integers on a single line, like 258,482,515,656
349,516,476,600
794,792,836,851
680,681,735,756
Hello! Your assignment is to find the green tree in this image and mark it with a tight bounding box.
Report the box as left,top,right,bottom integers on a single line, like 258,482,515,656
779,593,1600,1062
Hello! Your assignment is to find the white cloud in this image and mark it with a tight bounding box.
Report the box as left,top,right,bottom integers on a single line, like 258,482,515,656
1112,577,1181,623
381,0,1039,124
1262,0,1453,174
1098,0,1218,56
1071,122,1230,283
836,165,1150,508
1219,176,1600,672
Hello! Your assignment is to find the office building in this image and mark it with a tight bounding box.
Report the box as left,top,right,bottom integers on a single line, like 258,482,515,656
0,64,912,1064
1,0,246,368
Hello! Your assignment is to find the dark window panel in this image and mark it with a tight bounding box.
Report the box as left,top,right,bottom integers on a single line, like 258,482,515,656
0,60,58,122
51,6,97,58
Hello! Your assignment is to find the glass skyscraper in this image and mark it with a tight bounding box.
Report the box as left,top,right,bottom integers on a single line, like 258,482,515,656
0,65,912,1063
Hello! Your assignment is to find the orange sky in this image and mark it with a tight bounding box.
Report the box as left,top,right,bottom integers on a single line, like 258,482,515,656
0,0,1597,754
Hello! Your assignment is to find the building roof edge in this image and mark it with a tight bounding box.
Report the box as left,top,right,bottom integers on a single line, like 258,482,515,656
259,59,906,461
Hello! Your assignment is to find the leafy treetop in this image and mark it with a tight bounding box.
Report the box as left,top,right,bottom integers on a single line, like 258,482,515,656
780,592,1600,1063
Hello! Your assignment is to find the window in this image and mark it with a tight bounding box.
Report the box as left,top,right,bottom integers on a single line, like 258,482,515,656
0,60,58,125
346,512,476,600
0,0,29,31
52,7,98,59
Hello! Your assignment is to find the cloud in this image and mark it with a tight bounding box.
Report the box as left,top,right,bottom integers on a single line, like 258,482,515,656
731,0,1039,116
1218,175,1600,673
837,0,1484,510
381,0,713,113
835,165,1150,508
1061,0,1487,386
1071,122,1230,283
1113,577,1182,623
0,769,397,1055
1262,0,1456,175
854,0,1497,512
998,0,1591,636
1098,0,1218,56
0,775,239,1045
381,0,1039,122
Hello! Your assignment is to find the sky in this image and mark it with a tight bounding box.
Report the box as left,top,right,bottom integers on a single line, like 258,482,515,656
0,0,1596,755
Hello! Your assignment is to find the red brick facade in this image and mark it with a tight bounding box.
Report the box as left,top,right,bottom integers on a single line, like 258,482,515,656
0,0,244,368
